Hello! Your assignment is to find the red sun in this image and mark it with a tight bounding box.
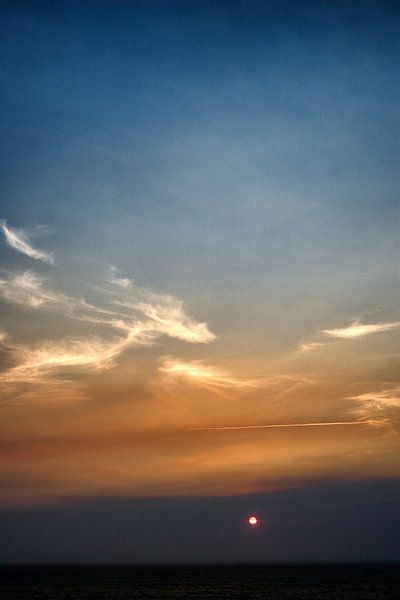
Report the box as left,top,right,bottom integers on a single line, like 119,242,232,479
248,515,258,526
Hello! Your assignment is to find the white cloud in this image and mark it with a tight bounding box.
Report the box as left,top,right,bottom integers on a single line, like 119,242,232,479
159,357,255,389
107,265,133,288
7,337,128,377
297,341,326,352
0,271,72,309
323,320,400,339
0,270,217,394
0,270,216,348
135,299,216,344
0,219,54,264
109,275,216,345
0,271,131,328
0,329,155,393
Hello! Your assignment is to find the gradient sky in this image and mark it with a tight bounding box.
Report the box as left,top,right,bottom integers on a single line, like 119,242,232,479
0,0,399,562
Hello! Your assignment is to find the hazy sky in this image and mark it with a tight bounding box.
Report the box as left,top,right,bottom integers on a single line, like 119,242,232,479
0,0,399,562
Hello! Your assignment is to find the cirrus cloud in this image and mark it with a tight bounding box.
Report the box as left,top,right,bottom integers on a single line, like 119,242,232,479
323,320,400,339
0,219,54,264
159,357,256,389
0,267,217,399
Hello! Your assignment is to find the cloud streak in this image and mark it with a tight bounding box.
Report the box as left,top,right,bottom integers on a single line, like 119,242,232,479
186,420,376,431
0,219,54,264
297,341,327,353
298,319,400,353
323,320,400,339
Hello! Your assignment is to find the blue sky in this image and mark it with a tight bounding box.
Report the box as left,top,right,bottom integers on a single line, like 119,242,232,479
1,2,398,331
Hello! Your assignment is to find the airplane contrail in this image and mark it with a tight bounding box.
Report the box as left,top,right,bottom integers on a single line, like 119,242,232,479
186,420,376,431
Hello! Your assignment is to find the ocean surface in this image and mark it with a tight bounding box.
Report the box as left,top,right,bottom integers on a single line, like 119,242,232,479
0,564,399,599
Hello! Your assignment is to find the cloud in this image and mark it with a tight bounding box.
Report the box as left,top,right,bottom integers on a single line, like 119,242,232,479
0,270,217,397
350,387,400,425
2,316,215,390
298,341,327,352
0,271,133,327
298,319,400,354
0,329,155,401
107,266,133,289
16,338,125,372
159,357,255,389
0,219,54,264
0,379,91,406
323,320,400,339
134,299,215,344
0,317,174,389
0,271,72,309
109,274,216,344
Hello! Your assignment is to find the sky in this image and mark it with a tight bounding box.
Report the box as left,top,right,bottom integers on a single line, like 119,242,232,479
0,0,399,563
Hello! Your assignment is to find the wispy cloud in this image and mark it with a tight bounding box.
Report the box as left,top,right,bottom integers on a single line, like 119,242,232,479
0,270,138,325
297,319,400,353
0,378,91,405
1,337,131,382
297,341,327,352
350,387,400,426
0,323,211,393
323,320,400,339
159,357,255,389
0,219,54,264
109,274,216,344
107,265,133,289
0,269,217,397
0,325,159,406
0,271,72,309
134,300,215,344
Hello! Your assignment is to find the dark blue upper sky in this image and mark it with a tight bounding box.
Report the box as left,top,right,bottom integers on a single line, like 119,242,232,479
0,2,397,327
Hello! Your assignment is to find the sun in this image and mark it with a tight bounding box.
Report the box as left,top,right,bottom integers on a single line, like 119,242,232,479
248,515,258,526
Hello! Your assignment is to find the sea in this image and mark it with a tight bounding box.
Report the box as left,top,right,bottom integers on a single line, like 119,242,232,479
0,564,399,599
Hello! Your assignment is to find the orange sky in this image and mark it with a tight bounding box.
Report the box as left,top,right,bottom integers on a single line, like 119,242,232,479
0,251,398,506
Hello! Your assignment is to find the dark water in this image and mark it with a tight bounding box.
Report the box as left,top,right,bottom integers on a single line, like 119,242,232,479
0,565,399,599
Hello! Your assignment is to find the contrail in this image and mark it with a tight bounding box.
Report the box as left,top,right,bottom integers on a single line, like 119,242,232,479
186,420,375,431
